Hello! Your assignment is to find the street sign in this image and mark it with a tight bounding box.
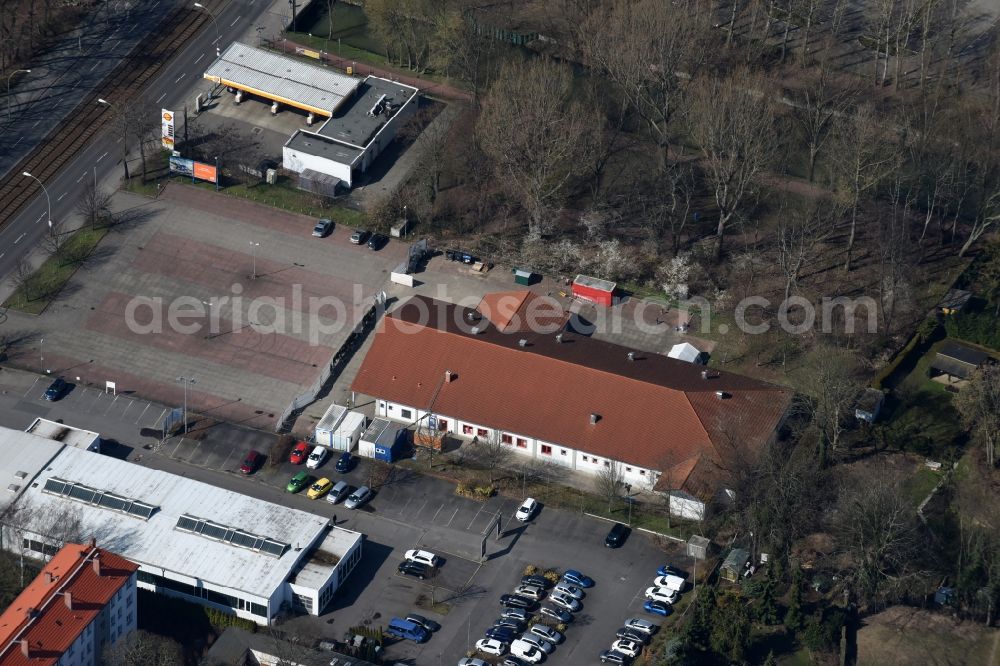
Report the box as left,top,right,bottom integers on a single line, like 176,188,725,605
161,109,175,150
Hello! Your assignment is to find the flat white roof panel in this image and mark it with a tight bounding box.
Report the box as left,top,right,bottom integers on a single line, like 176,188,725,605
204,43,359,114
0,428,66,513
16,445,337,599
317,404,348,433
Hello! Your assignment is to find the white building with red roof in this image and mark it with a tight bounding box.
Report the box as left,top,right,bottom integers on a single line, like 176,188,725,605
352,292,793,519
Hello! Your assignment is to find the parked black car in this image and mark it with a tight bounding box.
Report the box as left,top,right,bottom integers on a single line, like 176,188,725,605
405,613,441,633
499,594,536,610
367,233,388,250
398,561,430,580
335,452,352,473
521,574,551,589
43,377,67,401
605,522,629,548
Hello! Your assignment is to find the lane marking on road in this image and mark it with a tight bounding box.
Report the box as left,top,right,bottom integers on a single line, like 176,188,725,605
32,120,40,128
111,40,120,49
194,53,205,64
156,92,166,103
175,73,186,83
230,16,241,27
14,234,24,244
35,213,44,223
76,174,84,183
97,151,108,162
0,253,4,259
57,192,66,202
134,403,151,424
13,137,21,147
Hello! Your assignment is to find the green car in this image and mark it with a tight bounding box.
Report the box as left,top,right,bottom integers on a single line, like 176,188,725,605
286,471,311,493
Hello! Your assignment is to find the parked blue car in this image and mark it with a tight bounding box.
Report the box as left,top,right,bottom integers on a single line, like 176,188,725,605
561,569,594,588
485,626,517,642
335,451,353,473
656,564,686,578
644,599,673,617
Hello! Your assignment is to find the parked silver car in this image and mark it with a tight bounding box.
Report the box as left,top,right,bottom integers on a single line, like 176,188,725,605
344,485,371,509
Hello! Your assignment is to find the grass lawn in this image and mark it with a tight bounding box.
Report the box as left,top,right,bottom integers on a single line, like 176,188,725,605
901,465,942,508
3,226,108,314
282,31,389,68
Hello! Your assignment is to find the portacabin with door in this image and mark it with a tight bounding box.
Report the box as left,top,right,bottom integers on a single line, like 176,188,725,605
359,418,408,462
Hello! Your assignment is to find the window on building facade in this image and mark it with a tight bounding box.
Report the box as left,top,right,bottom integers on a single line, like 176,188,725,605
604,460,610,467
401,408,412,419
439,419,448,431
501,434,513,444
540,445,552,455
582,455,589,462
626,467,632,472
516,438,527,448
477,428,488,437
250,602,268,617
463,425,473,435
640,470,646,475
561,449,567,456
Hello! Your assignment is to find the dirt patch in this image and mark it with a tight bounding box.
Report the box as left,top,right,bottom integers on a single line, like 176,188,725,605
857,606,999,666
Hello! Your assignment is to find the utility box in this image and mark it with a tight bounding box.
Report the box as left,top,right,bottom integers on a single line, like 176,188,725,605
327,411,366,452
513,268,534,286
314,404,347,448
687,535,710,561
391,218,411,238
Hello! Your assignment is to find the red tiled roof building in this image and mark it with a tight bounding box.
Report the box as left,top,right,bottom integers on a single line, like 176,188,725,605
352,293,793,519
0,542,138,666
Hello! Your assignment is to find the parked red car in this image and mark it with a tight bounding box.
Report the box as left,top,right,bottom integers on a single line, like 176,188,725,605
289,441,310,465
240,450,263,475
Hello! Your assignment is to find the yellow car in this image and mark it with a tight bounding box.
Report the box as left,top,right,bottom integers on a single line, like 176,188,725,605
307,478,333,500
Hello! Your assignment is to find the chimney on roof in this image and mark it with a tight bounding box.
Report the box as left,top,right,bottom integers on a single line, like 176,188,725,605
555,333,563,343
45,572,55,584
89,537,96,548
19,639,32,659
64,592,75,610
701,370,708,380
92,554,102,577
627,351,635,362
518,339,528,347
590,413,600,425
715,391,727,400
24,608,37,622
444,370,454,383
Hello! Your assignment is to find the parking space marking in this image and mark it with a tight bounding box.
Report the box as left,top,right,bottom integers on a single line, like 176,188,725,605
148,408,167,428
466,504,491,531
412,498,428,519
103,395,120,415
120,399,135,419
219,447,238,471
22,378,41,397
444,507,459,527
430,503,444,523
169,438,186,458
134,402,150,424
89,391,104,410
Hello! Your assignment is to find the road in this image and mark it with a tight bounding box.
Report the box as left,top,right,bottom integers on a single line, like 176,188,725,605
0,0,272,282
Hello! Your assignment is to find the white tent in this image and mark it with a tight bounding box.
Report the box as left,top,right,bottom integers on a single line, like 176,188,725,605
668,342,705,365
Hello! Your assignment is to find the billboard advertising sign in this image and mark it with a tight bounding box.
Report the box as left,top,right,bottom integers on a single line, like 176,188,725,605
161,109,175,150
193,161,218,183
169,157,218,184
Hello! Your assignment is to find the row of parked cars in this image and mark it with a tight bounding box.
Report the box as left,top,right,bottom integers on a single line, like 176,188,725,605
396,549,442,582
596,563,685,663
462,569,594,665
311,217,389,250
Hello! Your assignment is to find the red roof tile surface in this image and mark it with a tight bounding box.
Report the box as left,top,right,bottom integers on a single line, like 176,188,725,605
0,543,138,665
352,296,792,492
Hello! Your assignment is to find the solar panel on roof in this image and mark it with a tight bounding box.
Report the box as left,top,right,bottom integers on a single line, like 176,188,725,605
42,478,66,495
98,494,127,512
200,522,228,541
173,513,289,557
67,484,96,503
176,515,199,531
261,540,288,557
40,477,160,520
129,503,156,519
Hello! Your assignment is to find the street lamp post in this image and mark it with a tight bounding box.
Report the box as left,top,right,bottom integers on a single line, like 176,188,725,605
97,98,130,181
7,69,30,121
22,172,51,229
39,338,43,374
176,376,196,434
249,241,260,279
193,3,221,56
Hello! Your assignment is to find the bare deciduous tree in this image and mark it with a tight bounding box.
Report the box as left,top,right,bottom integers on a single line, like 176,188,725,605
75,180,114,229
595,461,624,513
955,365,1000,467
788,68,855,183
465,432,512,485
797,346,862,465
477,58,596,240
103,630,183,666
688,70,777,260
830,104,900,272
777,202,832,301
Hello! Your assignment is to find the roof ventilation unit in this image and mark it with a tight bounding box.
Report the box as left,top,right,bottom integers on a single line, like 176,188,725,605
590,413,600,425
715,391,728,400
445,370,455,383
470,326,481,335
518,339,528,347
555,333,563,343
701,370,709,380
627,351,636,362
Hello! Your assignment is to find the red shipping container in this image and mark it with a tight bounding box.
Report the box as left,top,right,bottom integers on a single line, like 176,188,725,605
572,274,616,306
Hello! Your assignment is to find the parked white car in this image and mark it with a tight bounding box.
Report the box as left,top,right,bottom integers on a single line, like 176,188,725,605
612,638,642,658
306,445,328,469
510,640,544,664
644,586,679,604
404,549,440,567
475,638,507,656
516,497,538,522
653,574,685,591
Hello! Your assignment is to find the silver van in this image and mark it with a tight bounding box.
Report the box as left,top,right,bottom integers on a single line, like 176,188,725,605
326,480,350,504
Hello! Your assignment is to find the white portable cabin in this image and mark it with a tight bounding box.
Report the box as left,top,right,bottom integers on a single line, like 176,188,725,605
327,411,367,452
314,404,347,448
359,418,390,459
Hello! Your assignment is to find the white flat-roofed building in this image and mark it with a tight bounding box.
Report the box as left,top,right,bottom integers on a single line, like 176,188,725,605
24,417,101,452
0,428,362,626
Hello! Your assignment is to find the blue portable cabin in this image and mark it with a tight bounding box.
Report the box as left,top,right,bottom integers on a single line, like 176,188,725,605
359,418,408,462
